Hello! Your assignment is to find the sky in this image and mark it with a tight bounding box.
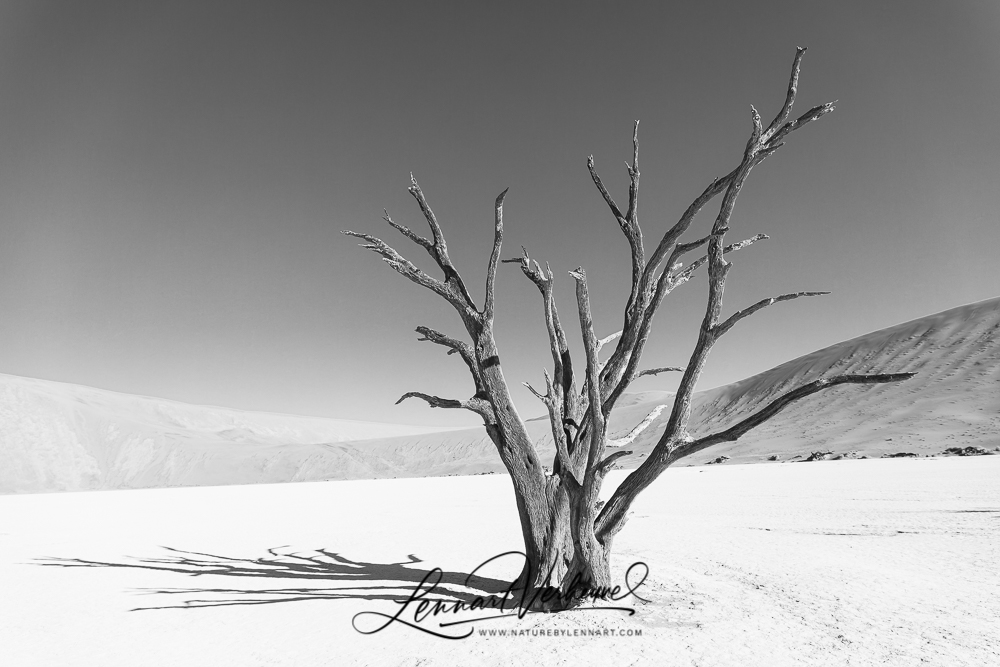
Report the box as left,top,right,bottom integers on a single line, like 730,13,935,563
0,0,998,427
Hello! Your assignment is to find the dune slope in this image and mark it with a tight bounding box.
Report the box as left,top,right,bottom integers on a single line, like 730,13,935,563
0,375,460,493
2,297,998,493
344,296,1000,474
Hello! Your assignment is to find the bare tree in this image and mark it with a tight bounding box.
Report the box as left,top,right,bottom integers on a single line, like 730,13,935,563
344,49,914,608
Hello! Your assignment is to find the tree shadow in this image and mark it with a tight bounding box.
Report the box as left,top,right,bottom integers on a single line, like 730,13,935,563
35,546,519,612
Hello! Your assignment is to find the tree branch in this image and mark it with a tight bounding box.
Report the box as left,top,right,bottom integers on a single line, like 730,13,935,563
658,131,763,441
382,209,433,251
569,267,607,498
599,234,767,415
640,169,738,297
764,46,806,139
351,177,542,489
523,381,546,402
640,48,827,296
524,372,581,486
636,367,684,379
767,102,836,147
396,391,496,423
597,330,622,355
588,125,644,315
596,450,633,478
406,175,479,312
608,404,667,448
670,373,917,460
749,104,763,147
414,325,484,395
673,234,712,259
714,291,830,337
587,156,624,222
505,247,580,443
342,231,478,320
483,188,509,319
612,50,828,393
670,234,769,285
595,369,918,543
598,229,768,400
626,122,639,214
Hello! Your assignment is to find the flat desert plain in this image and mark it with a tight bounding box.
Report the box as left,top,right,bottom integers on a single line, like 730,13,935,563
2,456,997,666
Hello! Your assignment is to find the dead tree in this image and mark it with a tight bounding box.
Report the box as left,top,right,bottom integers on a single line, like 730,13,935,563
344,49,914,608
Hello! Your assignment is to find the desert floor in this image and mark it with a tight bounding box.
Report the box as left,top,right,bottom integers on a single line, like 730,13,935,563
1,456,998,666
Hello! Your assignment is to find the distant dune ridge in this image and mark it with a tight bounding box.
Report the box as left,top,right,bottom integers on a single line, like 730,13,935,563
2,297,999,494
0,377,464,494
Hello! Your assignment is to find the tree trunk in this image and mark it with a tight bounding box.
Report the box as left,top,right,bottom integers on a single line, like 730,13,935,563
565,540,612,594
505,452,614,611
514,510,613,611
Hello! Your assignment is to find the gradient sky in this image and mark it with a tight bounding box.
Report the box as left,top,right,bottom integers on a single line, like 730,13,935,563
1,0,998,426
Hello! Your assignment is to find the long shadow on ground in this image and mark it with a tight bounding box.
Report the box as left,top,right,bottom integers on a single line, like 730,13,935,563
36,546,517,612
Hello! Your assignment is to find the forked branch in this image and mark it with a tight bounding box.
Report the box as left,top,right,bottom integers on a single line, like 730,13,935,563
587,120,644,313
342,230,477,319
504,247,579,427
414,325,485,394
525,371,581,487
600,234,766,414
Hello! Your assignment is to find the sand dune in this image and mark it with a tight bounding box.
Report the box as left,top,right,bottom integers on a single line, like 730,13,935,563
0,375,462,493
2,297,999,494
332,296,1000,475
663,295,1000,465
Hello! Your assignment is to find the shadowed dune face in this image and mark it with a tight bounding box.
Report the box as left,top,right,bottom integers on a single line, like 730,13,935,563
2,297,999,493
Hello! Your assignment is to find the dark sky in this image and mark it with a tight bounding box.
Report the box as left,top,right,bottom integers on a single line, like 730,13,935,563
1,0,998,426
